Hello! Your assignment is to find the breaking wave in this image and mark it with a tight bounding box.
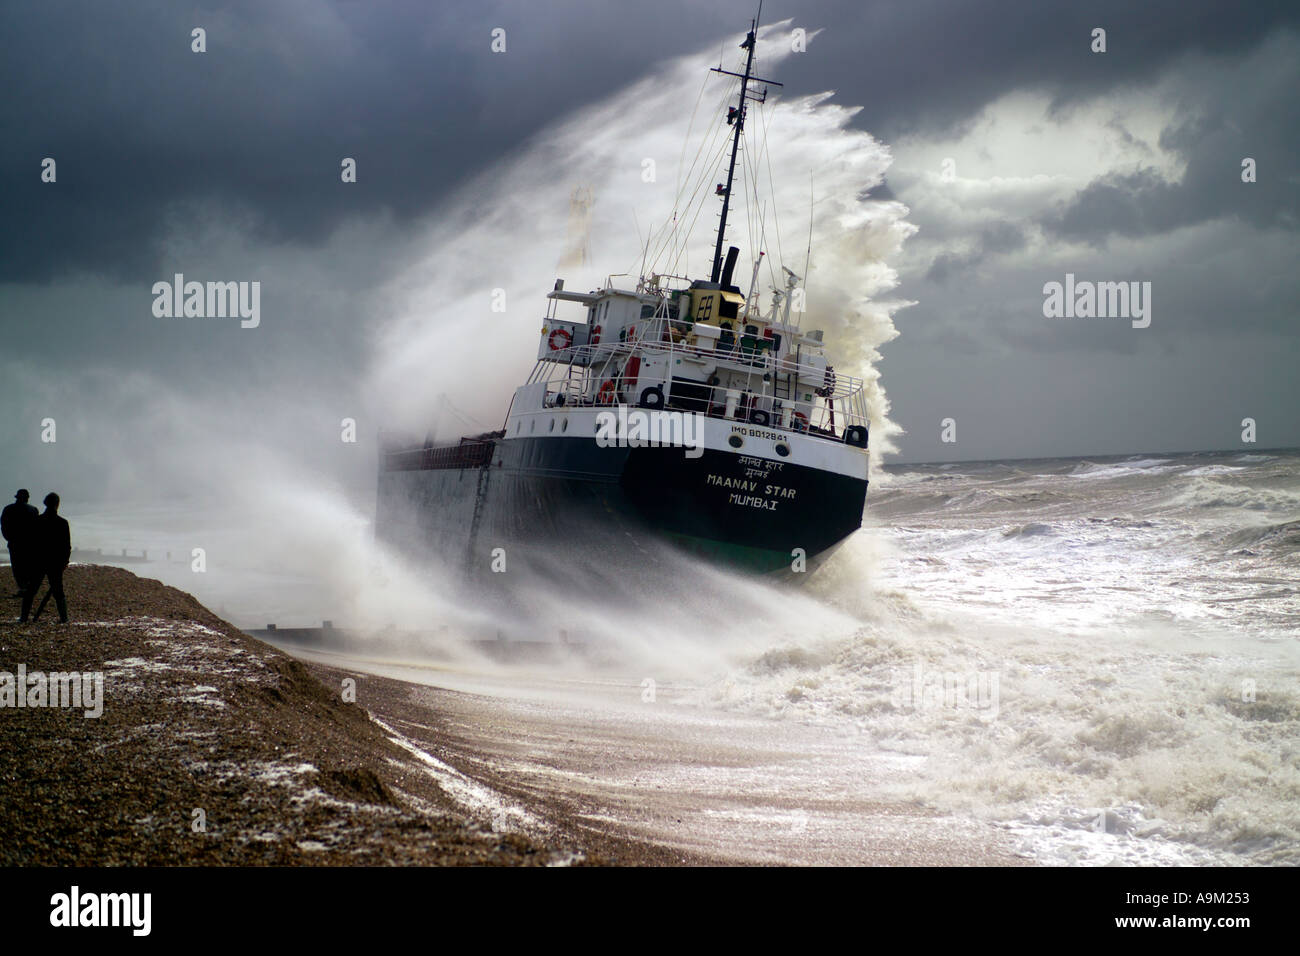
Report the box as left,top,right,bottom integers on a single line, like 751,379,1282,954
707,448,1300,865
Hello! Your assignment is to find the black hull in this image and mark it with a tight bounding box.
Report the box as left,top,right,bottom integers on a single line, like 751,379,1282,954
377,435,868,578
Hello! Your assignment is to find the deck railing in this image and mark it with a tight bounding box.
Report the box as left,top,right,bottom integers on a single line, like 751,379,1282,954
531,315,869,439
383,437,495,472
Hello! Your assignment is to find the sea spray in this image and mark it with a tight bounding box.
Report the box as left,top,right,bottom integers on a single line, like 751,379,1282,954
368,22,913,471
705,450,1300,865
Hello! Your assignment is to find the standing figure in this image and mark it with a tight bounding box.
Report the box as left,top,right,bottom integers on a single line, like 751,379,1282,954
20,492,71,624
1,489,39,598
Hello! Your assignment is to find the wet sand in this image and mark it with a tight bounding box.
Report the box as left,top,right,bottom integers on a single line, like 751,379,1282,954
295,650,1029,866
1,566,1025,865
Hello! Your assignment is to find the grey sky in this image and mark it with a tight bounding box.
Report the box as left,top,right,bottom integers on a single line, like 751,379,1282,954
1,0,1297,498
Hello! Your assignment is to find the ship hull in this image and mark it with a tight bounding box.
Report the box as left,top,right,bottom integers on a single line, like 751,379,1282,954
377,420,868,580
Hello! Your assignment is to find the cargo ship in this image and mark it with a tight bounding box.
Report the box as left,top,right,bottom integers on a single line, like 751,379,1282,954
377,15,870,578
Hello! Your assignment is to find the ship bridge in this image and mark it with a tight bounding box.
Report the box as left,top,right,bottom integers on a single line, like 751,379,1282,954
529,277,868,446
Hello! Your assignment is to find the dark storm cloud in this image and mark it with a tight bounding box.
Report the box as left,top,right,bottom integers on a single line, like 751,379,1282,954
925,220,1028,282
4,0,1297,284
1046,168,1184,242
776,0,1300,138
1044,48,1300,244
0,0,735,283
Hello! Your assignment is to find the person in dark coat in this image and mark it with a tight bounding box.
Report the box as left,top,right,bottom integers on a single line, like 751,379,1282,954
20,492,71,624
1,489,39,598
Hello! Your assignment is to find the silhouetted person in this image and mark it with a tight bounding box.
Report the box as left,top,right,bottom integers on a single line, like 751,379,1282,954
1,489,38,598
20,493,71,624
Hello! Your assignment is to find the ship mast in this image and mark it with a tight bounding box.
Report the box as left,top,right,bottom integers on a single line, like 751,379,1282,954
709,12,782,285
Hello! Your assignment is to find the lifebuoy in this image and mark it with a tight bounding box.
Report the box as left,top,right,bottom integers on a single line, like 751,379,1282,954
750,409,770,426
792,411,809,432
548,327,572,350
590,324,602,345
596,380,617,405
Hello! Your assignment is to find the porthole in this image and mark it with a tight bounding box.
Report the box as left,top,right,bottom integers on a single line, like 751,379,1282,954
775,442,790,457
549,418,556,432
728,434,743,449
530,419,536,433
562,418,569,433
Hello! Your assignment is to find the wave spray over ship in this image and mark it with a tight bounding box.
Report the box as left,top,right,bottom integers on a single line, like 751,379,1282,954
369,18,911,600
370,22,908,455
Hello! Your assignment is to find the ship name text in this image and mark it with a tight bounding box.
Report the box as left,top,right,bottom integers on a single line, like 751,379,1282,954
707,473,797,505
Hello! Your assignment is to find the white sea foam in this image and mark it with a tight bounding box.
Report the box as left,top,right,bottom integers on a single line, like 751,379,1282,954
1168,476,1300,513
704,451,1300,864
704,599,1300,864
1070,459,1175,480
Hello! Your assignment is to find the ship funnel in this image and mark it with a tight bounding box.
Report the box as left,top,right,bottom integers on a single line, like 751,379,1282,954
720,246,740,288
